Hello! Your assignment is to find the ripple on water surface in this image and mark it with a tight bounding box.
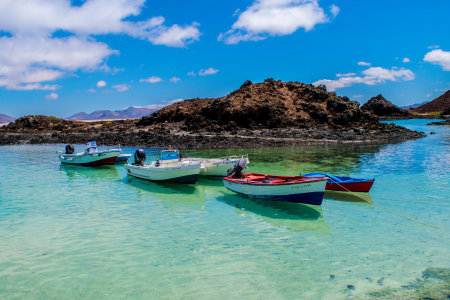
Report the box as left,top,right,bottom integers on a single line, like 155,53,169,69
1,119,450,299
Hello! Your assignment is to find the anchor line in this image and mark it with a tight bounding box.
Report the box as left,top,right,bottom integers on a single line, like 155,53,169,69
331,181,447,231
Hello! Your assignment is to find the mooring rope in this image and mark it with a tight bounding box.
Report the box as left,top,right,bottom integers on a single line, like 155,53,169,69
331,181,446,231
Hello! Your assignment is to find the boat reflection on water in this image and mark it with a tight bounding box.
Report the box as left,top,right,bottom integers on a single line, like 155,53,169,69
125,176,205,208
324,190,373,204
59,164,121,182
218,192,330,235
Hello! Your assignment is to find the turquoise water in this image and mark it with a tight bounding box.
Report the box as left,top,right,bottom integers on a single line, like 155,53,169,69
1,119,450,299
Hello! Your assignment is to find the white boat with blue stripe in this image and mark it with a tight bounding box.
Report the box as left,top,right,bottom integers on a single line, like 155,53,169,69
124,149,202,184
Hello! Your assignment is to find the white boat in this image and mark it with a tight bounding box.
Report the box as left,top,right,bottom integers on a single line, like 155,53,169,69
57,142,119,165
124,149,202,184
182,154,249,177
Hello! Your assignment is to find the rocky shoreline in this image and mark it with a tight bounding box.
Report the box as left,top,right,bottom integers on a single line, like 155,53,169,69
0,122,425,148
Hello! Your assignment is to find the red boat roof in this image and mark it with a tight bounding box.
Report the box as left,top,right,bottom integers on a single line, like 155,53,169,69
224,173,328,185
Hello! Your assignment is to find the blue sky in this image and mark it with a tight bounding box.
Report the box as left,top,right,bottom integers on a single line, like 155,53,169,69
0,0,449,118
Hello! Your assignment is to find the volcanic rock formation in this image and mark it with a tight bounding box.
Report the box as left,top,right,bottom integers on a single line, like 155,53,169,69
137,79,377,131
5,115,79,131
360,94,410,117
411,90,450,114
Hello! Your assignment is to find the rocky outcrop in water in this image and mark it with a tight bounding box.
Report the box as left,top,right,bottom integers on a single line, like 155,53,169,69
138,79,378,131
0,80,426,148
361,94,410,117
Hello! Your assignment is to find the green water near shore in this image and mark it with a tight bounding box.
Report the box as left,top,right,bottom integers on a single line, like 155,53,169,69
1,119,450,299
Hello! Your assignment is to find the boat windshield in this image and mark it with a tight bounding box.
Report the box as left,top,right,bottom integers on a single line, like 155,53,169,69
161,151,178,161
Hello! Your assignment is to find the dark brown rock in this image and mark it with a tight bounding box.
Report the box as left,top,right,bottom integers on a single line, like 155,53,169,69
410,90,450,114
361,94,410,117
138,79,378,131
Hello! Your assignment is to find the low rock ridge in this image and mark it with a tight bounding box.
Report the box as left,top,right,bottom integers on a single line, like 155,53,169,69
361,94,410,117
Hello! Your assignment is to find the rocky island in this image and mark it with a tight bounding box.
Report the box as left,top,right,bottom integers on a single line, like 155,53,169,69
0,79,425,148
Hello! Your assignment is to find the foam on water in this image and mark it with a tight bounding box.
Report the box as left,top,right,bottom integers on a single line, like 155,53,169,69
1,119,450,299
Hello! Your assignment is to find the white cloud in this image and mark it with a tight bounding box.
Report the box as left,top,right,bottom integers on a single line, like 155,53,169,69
336,73,356,77
87,88,97,92
428,45,440,49
170,77,181,83
187,71,196,77
112,84,130,92
140,76,163,83
426,93,433,97
424,49,450,71
0,0,200,90
45,92,58,100
357,61,371,66
330,4,340,17
402,58,411,63
96,80,107,87
199,68,219,76
362,67,415,82
166,99,183,105
353,95,363,98
219,0,335,44
134,99,184,110
313,66,415,92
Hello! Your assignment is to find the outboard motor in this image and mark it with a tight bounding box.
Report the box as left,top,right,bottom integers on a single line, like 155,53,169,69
65,144,75,154
227,157,247,179
134,149,146,166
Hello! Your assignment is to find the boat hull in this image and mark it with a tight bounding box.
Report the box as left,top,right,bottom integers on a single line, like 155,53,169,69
115,154,131,163
326,181,374,193
124,163,201,184
302,172,375,192
223,178,327,205
59,150,119,165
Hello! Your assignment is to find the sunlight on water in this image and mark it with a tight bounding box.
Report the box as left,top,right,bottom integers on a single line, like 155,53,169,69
1,119,450,299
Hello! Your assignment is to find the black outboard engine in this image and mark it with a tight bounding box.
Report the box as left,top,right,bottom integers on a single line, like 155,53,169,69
227,158,247,179
134,149,146,166
65,144,75,154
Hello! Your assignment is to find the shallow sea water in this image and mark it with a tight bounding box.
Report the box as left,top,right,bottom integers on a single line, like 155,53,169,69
1,119,450,299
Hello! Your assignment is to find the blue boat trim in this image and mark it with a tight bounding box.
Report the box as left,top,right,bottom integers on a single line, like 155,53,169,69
225,188,324,205
302,173,374,184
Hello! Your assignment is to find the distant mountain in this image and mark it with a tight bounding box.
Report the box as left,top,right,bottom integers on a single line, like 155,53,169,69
0,114,16,124
66,106,157,121
401,101,429,110
410,91,450,113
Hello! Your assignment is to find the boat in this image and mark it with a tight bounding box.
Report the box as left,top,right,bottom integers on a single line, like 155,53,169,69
124,149,202,184
182,154,249,177
223,159,328,205
56,142,119,165
302,173,375,192
115,154,131,163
